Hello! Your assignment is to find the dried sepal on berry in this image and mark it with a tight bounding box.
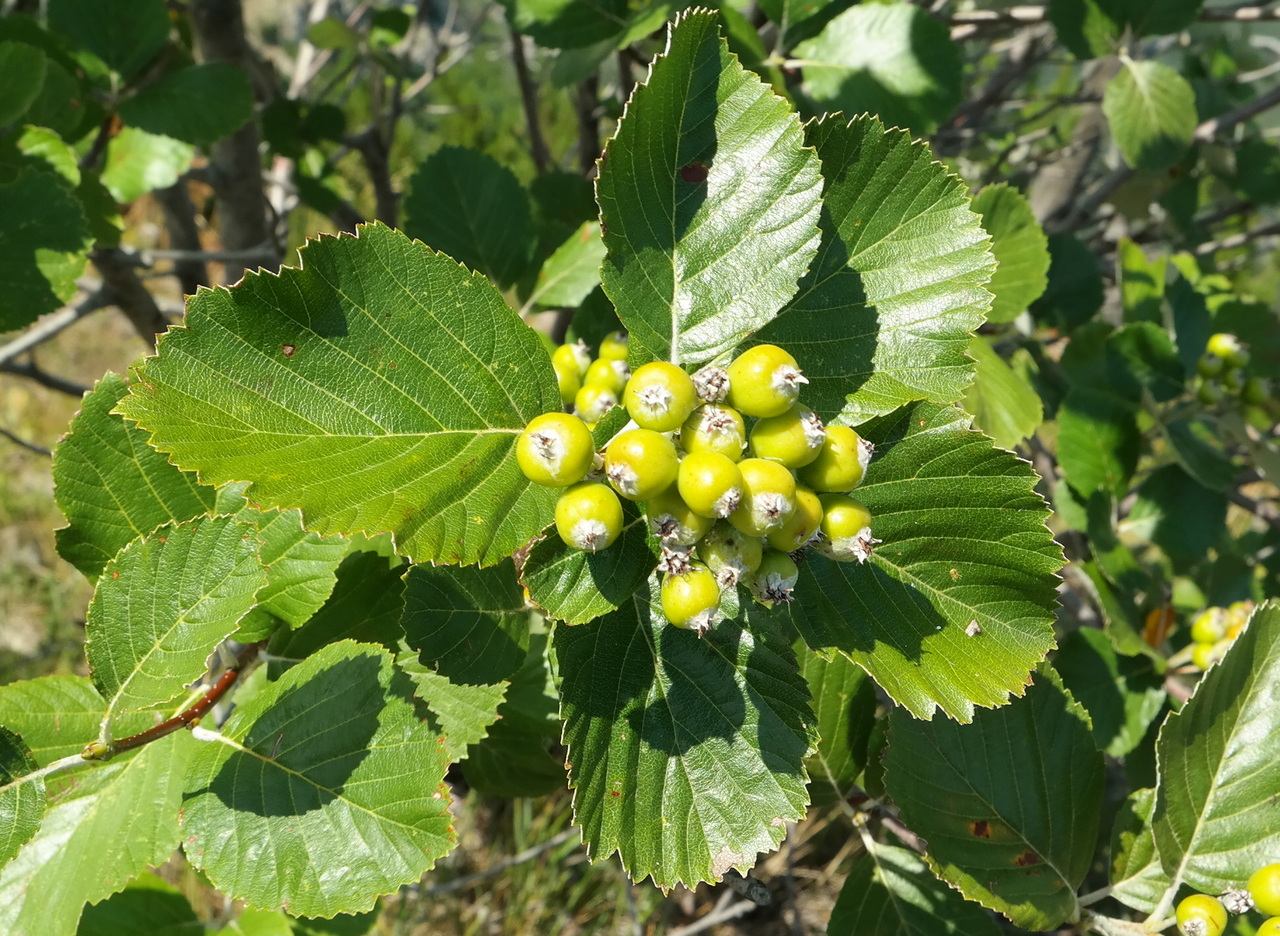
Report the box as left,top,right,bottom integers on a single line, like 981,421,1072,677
515,412,595,487
647,488,714,547
692,364,730,402
555,482,623,552
680,403,747,461
749,550,798,606
623,362,697,432
817,493,877,562
697,523,763,588
725,344,807,417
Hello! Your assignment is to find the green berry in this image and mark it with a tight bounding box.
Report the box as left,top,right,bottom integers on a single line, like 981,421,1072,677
1196,380,1224,406
750,403,826,468
584,357,630,395
799,425,874,492
1176,893,1227,936
1243,376,1272,406
515,412,595,487
553,341,591,379
749,550,798,605
574,383,618,425
677,451,744,519
623,362,698,432
1190,642,1222,671
555,482,623,552
680,404,747,461
554,356,582,405
599,330,630,361
1222,368,1246,393
1257,918,1280,936
661,562,721,632
647,487,715,546
728,457,797,536
818,494,875,562
1207,333,1249,369
767,486,823,552
1190,608,1227,645
697,523,764,587
605,429,679,501
725,344,806,418
1197,352,1225,379
1250,863,1280,917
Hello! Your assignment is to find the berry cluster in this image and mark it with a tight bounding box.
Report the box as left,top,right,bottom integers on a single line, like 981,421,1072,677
1195,332,1273,414
519,337,877,633
1186,600,1253,670
1175,862,1280,936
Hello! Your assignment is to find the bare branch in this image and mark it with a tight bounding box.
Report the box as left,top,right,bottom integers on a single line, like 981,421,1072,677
0,426,51,457
511,26,551,173
152,180,209,296
0,289,111,367
1194,81,1280,142
0,359,90,397
577,75,601,176
91,248,173,341
945,4,1280,28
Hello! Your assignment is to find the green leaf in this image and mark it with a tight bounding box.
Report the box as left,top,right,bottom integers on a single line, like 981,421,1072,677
1152,600,1280,899
1048,0,1204,59
0,732,194,936
85,517,265,718
116,223,561,567
402,146,537,289
0,727,43,871
241,508,350,628
520,500,659,625
791,402,1062,721
525,221,607,310
758,0,854,48
396,649,506,762
501,0,656,49
1033,233,1103,330
963,338,1043,450
883,667,1105,930
0,169,92,330
1053,627,1165,757
1106,322,1184,403
1110,787,1170,913
1129,464,1227,570
802,647,876,806
54,372,217,581
12,125,79,185
47,0,170,79
1103,60,1197,172
1056,388,1139,497
557,584,815,888
402,560,529,684
793,3,962,136
1116,238,1166,325
181,640,456,917
756,116,994,424
117,64,253,147
828,840,1002,936
972,184,1050,324
0,42,47,125
1163,418,1236,493
596,9,822,368
101,127,195,203
0,676,152,766
75,871,201,936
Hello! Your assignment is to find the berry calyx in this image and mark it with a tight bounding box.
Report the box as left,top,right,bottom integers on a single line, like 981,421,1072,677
725,344,806,418
677,451,744,519
623,362,698,432
749,550,798,605
647,487,715,546
767,486,822,552
1176,894,1227,936
1249,863,1280,917
697,523,764,588
729,457,797,536
1219,887,1254,916
599,330,629,361
661,562,721,632
574,383,618,425
680,404,747,461
555,482,623,552
584,357,630,395
692,364,730,402
750,404,826,468
817,494,875,562
799,425,874,492
515,412,595,487
605,428,679,501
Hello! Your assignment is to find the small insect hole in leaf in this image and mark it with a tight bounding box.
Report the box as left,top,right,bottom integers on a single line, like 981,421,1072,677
281,344,297,357
680,163,709,184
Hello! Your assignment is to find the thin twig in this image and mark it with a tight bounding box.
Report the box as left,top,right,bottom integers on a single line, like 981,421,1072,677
0,426,51,457
666,899,756,936
1226,487,1280,533
944,4,1280,27
0,359,90,397
1194,219,1280,257
1194,81,1280,142
0,289,110,367
415,828,579,896
511,25,550,173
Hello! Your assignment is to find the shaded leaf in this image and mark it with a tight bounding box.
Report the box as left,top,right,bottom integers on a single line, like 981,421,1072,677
47,0,170,78
1116,238,1166,325
0,42,47,125
0,727,43,871
116,223,560,567
1032,233,1103,331
0,169,91,330
597,9,822,368
1103,60,1197,172
118,64,253,147
396,650,506,762
1056,388,1139,497
75,872,201,936
181,641,456,917
525,221,607,310
883,667,1104,930
802,647,876,806
1110,787,1170,914
1053,627,1165,757
1129,464,1227,570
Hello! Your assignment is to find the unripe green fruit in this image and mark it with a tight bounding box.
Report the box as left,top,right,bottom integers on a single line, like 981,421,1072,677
605,429,679,501
555,482,623,552
697,523,764,587
1249,863,1280,917
1190,608,1227,645
584,357,630,395
1222,368,1246,393
728,458,797,536
574,383,618,425
1244,376,1274,406
1207,332,1249,369
1190,641,1225,671
554,357,582,405
767,486,822,552
749,550,798,605
799,425,874,492
662,561,721,631
725,344,807,417
1197,352,1225,379
647,487,715,546
599,330,629,361
1257,917,1280,936
553,341,591,379
750,404,826,468
1176,893,1227,936
624,362,698,432
677,451,744,518
818,494,875,562
1196,380,1224,406
516,412,595,487
680,404,746,461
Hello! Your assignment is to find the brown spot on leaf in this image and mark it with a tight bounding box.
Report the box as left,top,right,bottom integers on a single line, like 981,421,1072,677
1014,851,1040,867
281,344,296,357
969,820,991,838
680,162,709,184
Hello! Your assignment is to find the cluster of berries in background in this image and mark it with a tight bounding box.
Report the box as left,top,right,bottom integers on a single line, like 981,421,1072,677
517,333,876,633
1184,600,1254,671
1175,862,1280,935
1195,332,1275,425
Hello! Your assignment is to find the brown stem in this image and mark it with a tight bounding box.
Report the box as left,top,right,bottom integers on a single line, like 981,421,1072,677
577,75,601,176
91,248,172,341
152,180,208,296
511,26,550,174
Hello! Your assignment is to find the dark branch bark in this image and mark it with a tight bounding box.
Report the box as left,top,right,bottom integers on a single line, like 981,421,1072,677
511,27,550,174
91,248,172,341
152,180,208,296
